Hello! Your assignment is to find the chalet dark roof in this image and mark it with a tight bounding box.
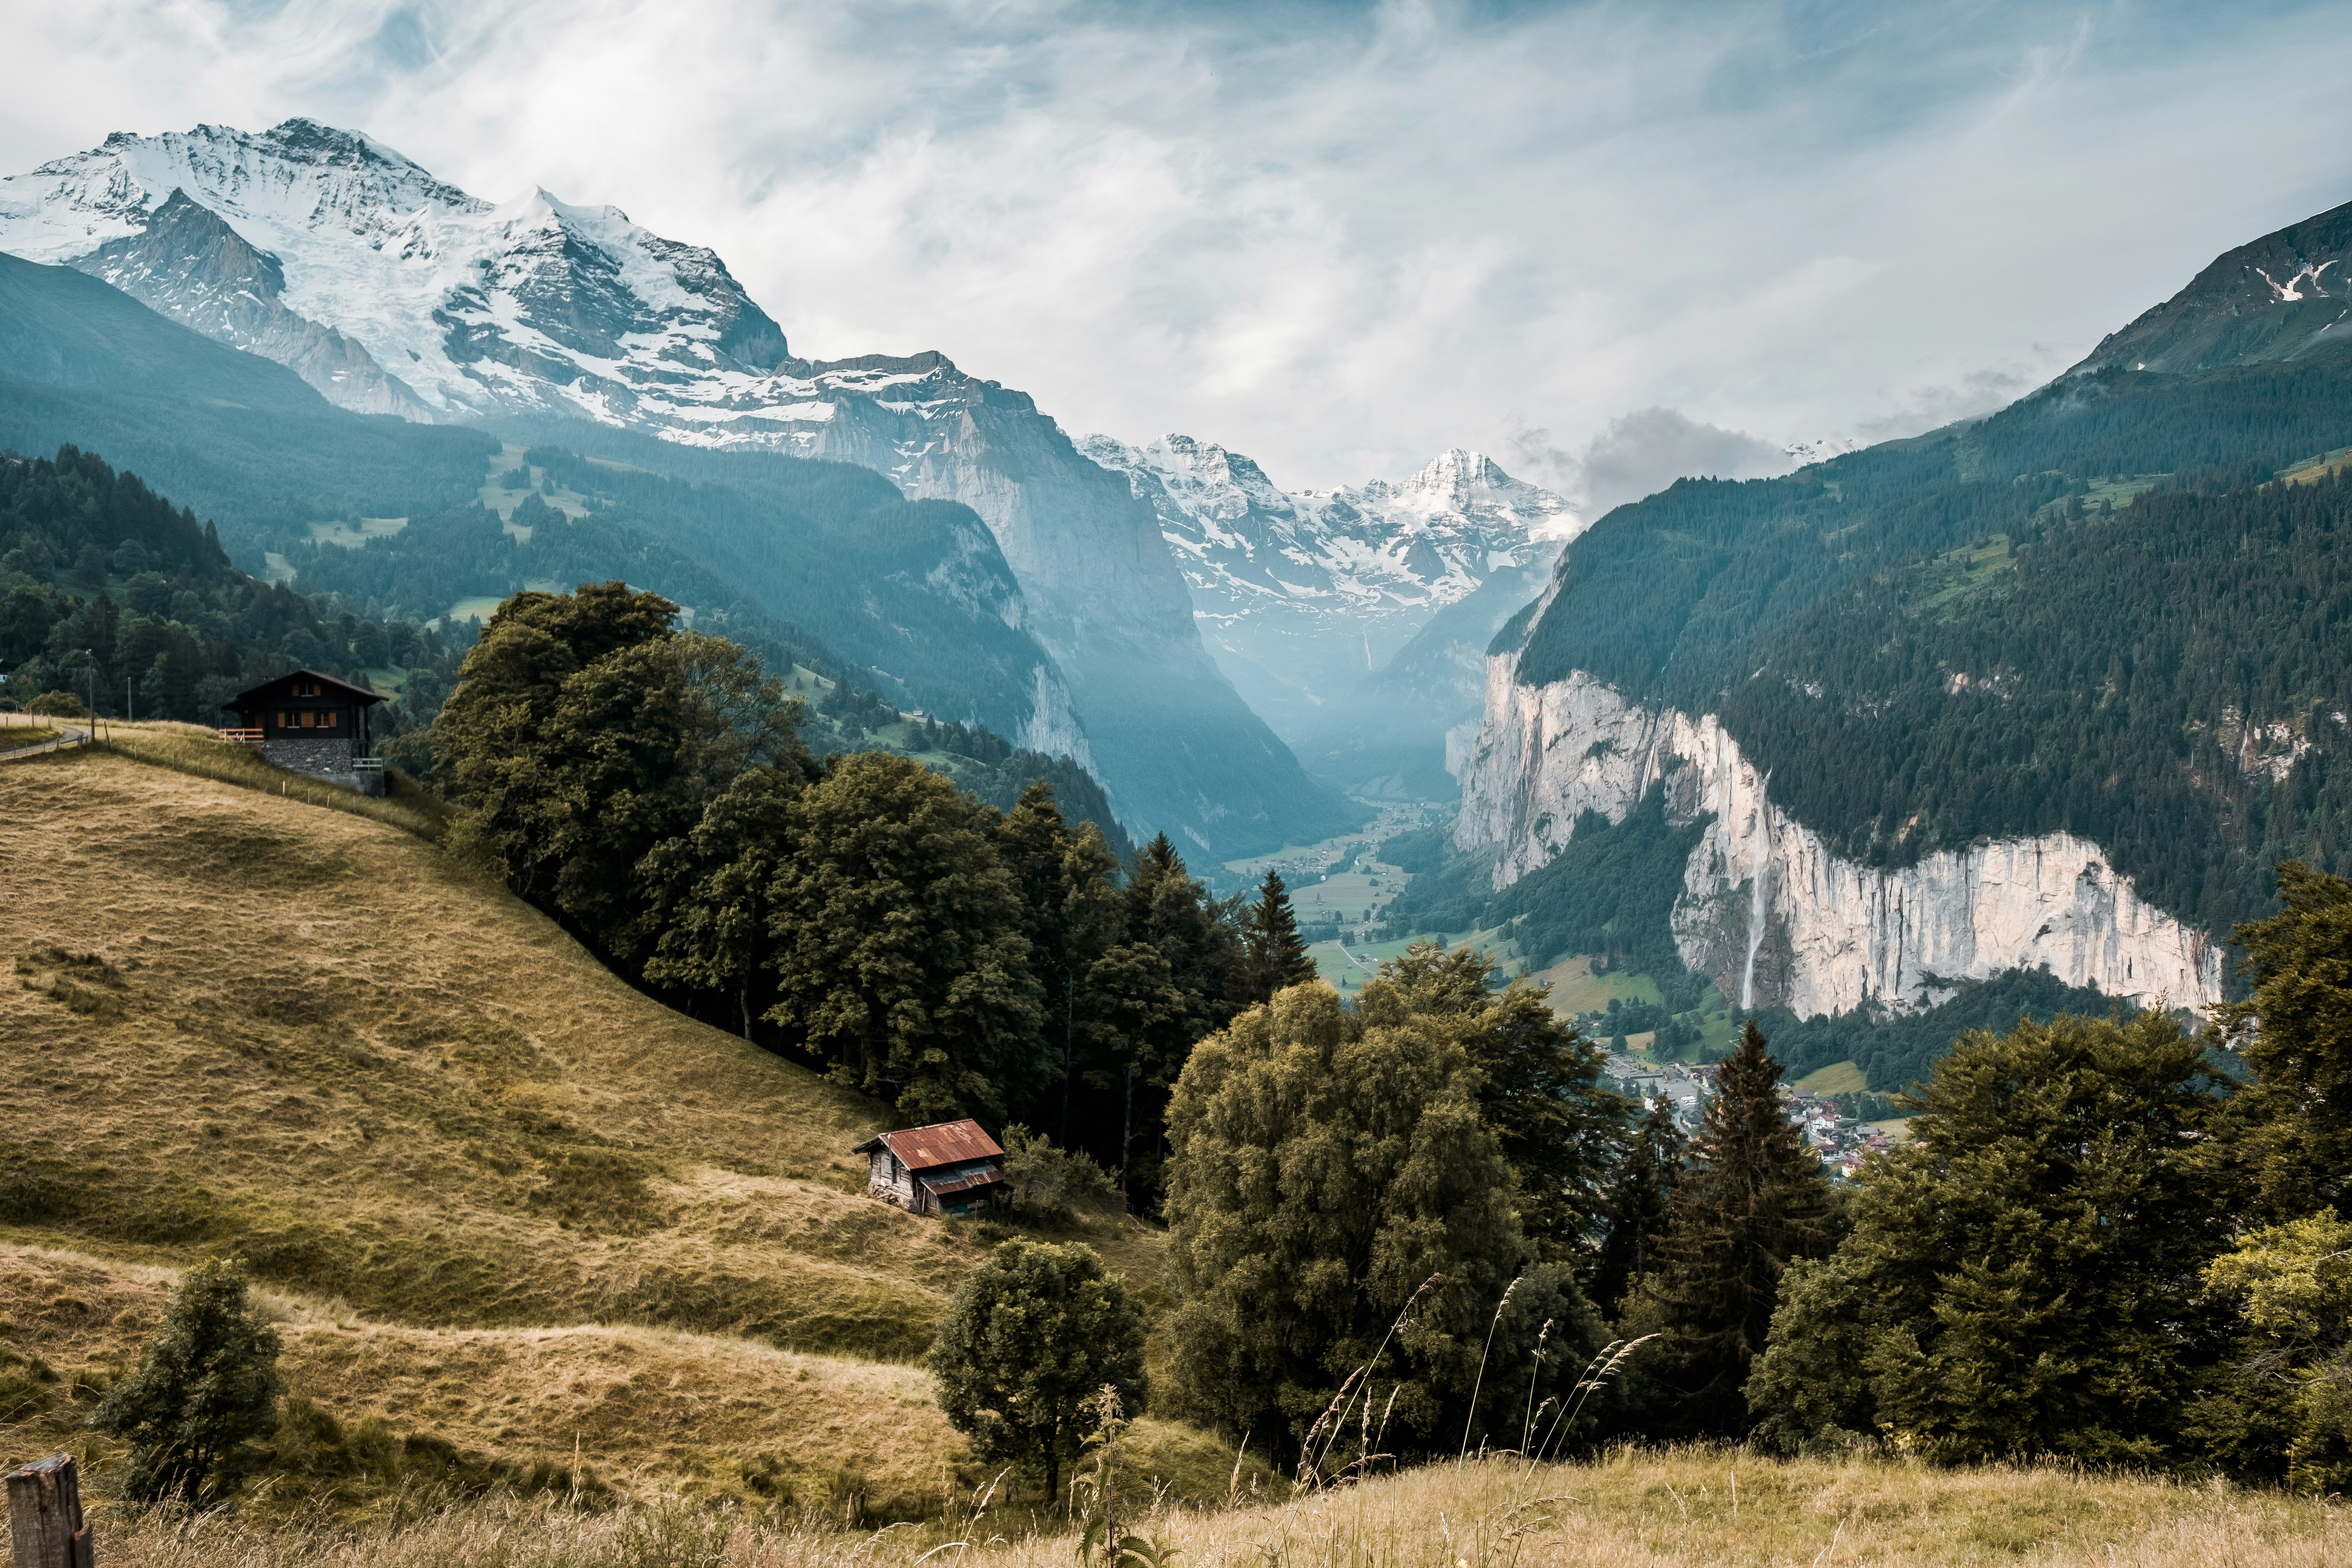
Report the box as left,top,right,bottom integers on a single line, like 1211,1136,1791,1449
852,1118,1004,1172
223,668,385,711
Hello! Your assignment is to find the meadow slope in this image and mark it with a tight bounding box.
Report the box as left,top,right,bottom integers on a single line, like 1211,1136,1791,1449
0,745,1188,1510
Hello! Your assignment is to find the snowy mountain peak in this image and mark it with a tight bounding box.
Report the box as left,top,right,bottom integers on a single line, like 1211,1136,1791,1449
0,120,789,421
1080,431,1586,726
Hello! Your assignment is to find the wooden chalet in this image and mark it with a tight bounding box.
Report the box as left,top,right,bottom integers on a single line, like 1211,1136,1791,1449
853,1119,1007,1217
220,669,387,794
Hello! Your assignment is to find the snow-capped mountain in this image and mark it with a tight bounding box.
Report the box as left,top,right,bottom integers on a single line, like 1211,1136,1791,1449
0,120,790,425
1078,433,1583,739
0,120,1356,856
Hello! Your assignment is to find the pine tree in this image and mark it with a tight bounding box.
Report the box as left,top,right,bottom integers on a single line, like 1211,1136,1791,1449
995,782,1121,1145
1240,869,1316,1005
1589,1100,1686,1318
1645,1020,1834,1436
2219,861,2352,1217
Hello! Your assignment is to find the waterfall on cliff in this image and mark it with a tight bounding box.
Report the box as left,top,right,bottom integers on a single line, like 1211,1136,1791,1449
1739,790,1772,1009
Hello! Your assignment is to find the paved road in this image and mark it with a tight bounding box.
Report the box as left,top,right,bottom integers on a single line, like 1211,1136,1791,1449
0,720,92,762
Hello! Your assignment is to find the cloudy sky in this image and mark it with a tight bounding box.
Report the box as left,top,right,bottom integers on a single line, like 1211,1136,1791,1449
4,0,2350,502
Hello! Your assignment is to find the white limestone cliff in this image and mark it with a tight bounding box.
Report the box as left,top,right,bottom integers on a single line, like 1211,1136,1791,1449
1454,654,2224,1016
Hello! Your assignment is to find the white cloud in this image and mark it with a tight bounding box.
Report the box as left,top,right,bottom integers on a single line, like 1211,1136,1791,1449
1,0,2349,488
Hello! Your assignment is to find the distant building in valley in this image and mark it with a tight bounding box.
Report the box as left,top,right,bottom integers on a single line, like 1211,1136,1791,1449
853,1119,1007,1217
220,669,386,795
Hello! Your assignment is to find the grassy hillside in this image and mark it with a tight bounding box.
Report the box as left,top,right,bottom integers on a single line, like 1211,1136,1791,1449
0,744,1192,1510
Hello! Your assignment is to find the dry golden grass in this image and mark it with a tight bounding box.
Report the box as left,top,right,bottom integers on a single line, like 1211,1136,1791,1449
0,750,1220,1506
0,749,974,1351
28,1448,2349,1568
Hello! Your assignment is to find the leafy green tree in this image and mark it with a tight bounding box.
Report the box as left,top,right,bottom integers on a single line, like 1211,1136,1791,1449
1644,1021,1834,1436
766,751,1044,1122
1375,941,1631,1267
1164,982,1592,1457
639,764,809,1038
929,1238,1148,1501
1237,869,1316,1005
434,586,804,962
92,1258,284,1505
1589,1100,1686,1318
2219,861,2352,1217
1745,1012,2235,1463
430,583,683,902
2200,1209,2352,1492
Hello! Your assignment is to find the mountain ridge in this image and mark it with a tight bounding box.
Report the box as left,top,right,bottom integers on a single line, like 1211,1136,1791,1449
0,119,1352,857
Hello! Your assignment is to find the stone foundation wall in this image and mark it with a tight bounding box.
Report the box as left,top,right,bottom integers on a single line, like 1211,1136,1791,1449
264,736,359,786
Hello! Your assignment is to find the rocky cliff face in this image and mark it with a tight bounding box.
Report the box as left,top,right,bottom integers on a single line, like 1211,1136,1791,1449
1455,657,2223,1016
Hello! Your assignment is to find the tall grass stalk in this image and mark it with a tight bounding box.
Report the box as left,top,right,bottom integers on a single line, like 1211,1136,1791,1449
1455,1273,1521,1470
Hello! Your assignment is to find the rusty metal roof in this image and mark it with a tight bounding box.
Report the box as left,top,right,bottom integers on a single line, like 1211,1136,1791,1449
851,1118,1004,1171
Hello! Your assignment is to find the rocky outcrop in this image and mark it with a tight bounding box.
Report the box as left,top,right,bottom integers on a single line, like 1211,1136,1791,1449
1455,657,2224,1016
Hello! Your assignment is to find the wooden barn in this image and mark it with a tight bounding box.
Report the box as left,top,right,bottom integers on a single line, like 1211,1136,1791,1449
853,1120,1007,1217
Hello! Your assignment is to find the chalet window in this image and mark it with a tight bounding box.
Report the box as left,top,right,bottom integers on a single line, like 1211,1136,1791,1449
277,711,289,728
301,712,316,728
325,712,339,729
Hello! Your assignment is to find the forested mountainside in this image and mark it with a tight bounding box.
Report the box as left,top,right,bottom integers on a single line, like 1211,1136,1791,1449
0,251,1138,842
0,445,467,735
1503,348,2352,939
0,120,1358,859
1429,199,2352,1093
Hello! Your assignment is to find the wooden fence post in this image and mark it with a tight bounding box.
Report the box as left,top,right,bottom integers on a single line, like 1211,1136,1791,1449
5,1454,93,1568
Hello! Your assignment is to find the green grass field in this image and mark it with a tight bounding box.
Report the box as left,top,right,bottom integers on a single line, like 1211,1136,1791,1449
1796,1059,1868,1095
307,515,410,548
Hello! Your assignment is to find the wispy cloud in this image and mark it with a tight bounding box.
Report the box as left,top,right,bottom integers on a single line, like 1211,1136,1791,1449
2,0,2348,487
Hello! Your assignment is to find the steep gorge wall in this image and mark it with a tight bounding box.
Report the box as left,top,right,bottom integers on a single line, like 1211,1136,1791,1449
1455,655,2224,1017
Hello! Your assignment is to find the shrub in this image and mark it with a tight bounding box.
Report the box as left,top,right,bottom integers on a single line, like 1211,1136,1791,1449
91,1257,284,1505
24,690,89,719
1000,1123,1117,1223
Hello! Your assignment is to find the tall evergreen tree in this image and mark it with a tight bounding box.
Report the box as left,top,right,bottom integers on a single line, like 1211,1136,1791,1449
1745,1012,2235,1463
1589,1100,1686,1318
2219,860,2352,1218
1645,1020,1835,1436
995,782,1122,1143
1239,869,1316,1005
1123,834,1245,1042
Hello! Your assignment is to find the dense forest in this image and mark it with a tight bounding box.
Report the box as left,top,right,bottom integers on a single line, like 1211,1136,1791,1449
423,583,1309,1206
